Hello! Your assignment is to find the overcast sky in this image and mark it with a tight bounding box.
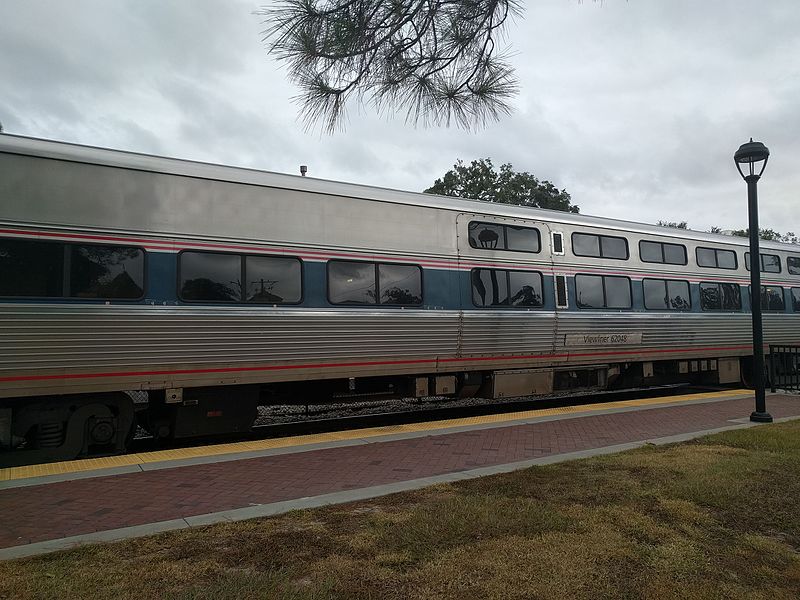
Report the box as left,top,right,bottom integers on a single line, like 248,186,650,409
1,1,797,233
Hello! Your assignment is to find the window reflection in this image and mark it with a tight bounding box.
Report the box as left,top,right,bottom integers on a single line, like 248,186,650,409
701,282,741,311
180,252,241,302
575,274,604,308
379,264,422,305
468,222,540,253
70,245,144,299
246,256,302,303
643,279,690,310
468,223,504,249
508,271,543,307
472,269,509,306
329,261,376,304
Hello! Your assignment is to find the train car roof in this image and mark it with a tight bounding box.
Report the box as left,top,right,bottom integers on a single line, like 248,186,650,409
1,133,795,253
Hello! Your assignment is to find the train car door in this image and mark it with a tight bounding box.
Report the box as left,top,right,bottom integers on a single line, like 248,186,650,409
455,213,559,359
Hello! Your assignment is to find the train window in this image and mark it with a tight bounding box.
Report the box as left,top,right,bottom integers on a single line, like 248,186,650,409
472,268,509,307
696,247,738,270
508,271,544,307
0,238,64,297
572,233,600,257
639,240,687,265
555,274,568,308
575,274,631,309
700,282,741,311
643,279,691,311
328,260,377,304
572,233,628,260
551,231,564,255
748,286,785,311
378,263,422,305
469,222,504,250
792,288,800,311
69,245,144,299
245,256,302,304
505,226,540,252
179,251,242,302
468,222,540,253
602,236,628,259
605,276,632,308
696,247,716,267
745,252,782,273
788,257,800,275
471,269,543,308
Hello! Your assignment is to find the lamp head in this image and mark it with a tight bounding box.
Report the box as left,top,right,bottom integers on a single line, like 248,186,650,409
734,138,769,180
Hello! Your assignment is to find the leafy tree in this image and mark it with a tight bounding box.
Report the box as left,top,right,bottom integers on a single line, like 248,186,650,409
259,0,520,131
730,228,798,243
656,221,688,229
424,158,578,213
708,226,723,234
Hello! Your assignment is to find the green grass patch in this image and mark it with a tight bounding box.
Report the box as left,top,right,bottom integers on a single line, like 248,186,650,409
3,421,800,599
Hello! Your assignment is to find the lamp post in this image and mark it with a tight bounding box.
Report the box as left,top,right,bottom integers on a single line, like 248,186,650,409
734,138,773,423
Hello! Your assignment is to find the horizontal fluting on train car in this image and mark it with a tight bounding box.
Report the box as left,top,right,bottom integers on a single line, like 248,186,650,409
0,306,462,376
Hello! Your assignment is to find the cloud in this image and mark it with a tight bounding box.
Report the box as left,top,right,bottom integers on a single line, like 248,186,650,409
0,0,797,234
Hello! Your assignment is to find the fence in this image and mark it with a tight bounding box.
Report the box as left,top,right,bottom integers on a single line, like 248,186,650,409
769,345,800,392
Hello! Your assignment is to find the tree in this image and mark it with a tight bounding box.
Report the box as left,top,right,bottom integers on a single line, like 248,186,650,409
656,221,688,229
424,158,578,212
259,0,520,132
730,228,798,244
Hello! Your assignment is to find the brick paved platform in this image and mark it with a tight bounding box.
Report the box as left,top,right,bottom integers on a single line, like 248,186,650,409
2,392,799,559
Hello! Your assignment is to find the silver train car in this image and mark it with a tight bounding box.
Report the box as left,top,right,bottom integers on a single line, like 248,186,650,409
2,134,799,464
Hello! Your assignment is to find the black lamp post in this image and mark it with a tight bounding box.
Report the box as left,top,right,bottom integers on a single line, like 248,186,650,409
734,138,773,423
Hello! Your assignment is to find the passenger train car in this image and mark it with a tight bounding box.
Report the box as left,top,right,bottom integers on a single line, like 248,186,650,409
2,134,799,464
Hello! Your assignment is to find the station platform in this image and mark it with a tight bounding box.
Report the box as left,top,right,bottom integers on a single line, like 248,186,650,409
2,389,799,560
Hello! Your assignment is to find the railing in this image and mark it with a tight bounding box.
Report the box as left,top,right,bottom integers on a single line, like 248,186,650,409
769,345,800,392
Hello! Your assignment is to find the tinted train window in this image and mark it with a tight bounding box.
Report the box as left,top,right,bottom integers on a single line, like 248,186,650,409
700,282,741,311
643,279,691,311
180,252,241,302
572,233,628,260
471,269,543,308
745,252,782,273
788,257,800,275
328,261,422,305
749,286,785,311
379,264,422,305
70,245,144,299
0,238,64,297
245,256,302,304
697,247,737,269
508,271,544,307
639,241,687,265
575,274,631,309
792,288,800,311
468,222,540,253
328,261,376,304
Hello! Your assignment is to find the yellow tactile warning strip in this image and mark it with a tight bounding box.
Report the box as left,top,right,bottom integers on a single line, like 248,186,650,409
1,389,751,482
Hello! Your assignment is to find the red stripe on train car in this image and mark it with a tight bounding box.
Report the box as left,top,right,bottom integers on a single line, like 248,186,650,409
0,344,756,383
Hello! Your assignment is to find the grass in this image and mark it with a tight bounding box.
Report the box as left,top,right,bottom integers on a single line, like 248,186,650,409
3,421,800,599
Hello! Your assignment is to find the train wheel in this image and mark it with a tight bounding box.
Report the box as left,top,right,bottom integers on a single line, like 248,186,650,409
0,393,136,468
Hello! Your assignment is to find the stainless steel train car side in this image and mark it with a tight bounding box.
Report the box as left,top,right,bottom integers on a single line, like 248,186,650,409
2,135,799,464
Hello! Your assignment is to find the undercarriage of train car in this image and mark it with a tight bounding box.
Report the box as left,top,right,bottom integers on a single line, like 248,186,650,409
0,356,745,467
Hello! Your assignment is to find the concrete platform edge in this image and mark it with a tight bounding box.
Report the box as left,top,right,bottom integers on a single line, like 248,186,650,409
3,412,797,562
